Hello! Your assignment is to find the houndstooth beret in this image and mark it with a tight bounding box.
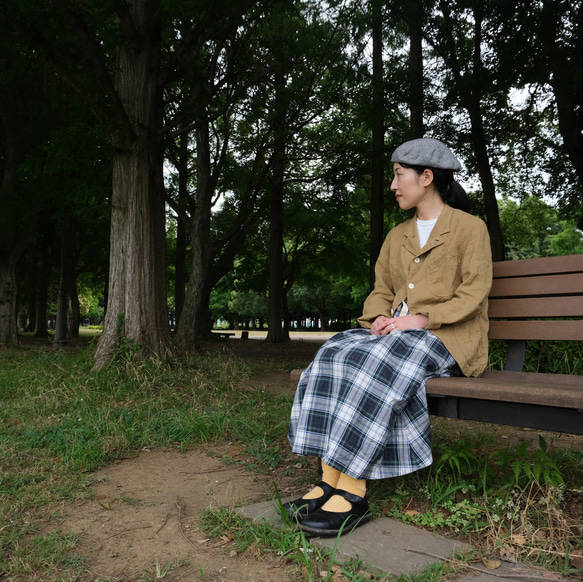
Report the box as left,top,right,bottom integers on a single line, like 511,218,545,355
391,138,462,171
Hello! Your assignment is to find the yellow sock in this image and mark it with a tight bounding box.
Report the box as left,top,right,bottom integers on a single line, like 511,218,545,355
302,462,341,499
321,473,366,512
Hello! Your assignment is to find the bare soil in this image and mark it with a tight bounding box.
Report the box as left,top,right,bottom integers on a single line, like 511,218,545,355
36,336,583,582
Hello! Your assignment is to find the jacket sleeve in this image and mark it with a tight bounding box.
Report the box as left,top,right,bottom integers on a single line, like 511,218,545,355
358,232,397,328
420,219,492,330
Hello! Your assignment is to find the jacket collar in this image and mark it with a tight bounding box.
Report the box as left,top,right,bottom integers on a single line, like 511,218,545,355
402,204,453,256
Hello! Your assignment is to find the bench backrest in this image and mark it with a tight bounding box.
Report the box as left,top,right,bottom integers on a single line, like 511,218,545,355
488,254,583,370
488,253,583,341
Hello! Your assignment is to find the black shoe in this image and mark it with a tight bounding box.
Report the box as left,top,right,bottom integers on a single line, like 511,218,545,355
298,489,372,537
282,481,335,522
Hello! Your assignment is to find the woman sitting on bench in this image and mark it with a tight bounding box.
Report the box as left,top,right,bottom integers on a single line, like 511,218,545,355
285,138,493,537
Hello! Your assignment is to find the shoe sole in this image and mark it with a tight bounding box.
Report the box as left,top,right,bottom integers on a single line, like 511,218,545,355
299,511,372,537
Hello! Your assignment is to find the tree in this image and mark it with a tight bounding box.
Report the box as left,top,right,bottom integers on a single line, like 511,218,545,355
1,0,267,364
426,0,506,260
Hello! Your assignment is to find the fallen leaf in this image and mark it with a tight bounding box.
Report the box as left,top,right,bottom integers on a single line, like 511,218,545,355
196,538,210,544
229,549,237,558
510,534,527,545
533,529,546,541
482,558,501,569
404,509,420,517
499,546,517,563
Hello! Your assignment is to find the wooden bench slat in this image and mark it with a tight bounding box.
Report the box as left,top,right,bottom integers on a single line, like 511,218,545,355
488,296,583,318
426,370,583,409
488,319,583,341
493,254,583,278
490,273,583,297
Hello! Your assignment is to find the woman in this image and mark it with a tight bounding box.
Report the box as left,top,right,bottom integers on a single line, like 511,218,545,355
285,138,492,537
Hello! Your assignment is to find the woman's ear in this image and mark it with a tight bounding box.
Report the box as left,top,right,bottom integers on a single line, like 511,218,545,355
421,169,434,186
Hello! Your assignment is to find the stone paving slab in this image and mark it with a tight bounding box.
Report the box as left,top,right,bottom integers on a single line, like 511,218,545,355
239,497,551,581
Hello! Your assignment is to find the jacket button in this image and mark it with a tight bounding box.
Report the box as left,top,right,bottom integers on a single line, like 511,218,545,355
414,258,420,263
408,283,415,289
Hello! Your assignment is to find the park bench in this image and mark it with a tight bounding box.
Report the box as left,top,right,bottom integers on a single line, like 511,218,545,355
213,332,235,340
289,253,583,436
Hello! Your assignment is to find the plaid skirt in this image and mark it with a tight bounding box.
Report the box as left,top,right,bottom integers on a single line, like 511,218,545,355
288,328,458,480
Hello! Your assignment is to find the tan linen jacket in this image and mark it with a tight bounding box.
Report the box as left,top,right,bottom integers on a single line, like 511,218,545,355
358,205,492,377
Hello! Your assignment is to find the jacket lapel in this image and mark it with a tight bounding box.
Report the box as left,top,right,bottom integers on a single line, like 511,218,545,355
417,205,453,256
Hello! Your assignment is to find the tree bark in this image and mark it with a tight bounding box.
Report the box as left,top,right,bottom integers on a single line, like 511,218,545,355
266,66,290,344
369,0,385,290
175,123,215,349
0,256,19,347
406,1,424,139
54,216,74,347
173,133,189,331
94,0,169,367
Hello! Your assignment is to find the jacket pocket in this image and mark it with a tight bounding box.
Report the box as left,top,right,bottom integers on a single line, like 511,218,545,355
425,250,460,299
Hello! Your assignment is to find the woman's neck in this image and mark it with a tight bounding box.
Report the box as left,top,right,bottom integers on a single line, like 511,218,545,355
416,195,445,221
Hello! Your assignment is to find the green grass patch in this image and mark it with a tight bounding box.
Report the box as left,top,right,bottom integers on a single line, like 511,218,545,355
0,341,582,580
0,344,292,580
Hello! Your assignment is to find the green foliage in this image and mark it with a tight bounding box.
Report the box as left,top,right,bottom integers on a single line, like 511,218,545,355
488,339,583,374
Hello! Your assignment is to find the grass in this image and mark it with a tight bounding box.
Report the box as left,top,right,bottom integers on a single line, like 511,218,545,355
0,336,582,581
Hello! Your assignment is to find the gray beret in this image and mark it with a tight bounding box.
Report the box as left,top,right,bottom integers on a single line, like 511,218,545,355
391,138,462,171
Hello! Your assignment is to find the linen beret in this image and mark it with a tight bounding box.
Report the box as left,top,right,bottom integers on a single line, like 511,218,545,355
391,138,462,171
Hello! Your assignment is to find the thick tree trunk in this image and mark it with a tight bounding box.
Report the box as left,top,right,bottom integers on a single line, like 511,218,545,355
94,143,169,365
0,107,26,347
94,0,169,367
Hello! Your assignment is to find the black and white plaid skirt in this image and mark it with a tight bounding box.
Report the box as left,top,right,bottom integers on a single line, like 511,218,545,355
288,328,458,480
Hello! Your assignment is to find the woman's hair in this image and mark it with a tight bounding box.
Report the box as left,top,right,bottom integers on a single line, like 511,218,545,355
399,163,471,213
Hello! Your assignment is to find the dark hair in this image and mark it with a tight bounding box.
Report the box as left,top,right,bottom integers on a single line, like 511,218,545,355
399,163,471,213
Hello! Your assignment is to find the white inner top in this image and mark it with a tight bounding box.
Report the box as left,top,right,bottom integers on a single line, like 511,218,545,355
417,217,438,248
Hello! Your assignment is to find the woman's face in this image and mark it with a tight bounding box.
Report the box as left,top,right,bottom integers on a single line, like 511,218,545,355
391,163,429,211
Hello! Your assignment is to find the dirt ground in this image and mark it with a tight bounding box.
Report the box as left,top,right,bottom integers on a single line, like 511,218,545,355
37,337,583,582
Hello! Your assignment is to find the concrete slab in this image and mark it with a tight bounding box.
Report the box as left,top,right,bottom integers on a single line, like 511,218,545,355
239,497,551,581
239,496,468,577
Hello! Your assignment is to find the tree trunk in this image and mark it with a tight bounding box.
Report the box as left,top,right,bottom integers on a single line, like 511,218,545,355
175,123,215,349
540,0,583,209
438,0,505,261
54,216,74,347
69,281,80,339
0,256,19,347
465,98,505,261
266,61,290,344
406,1,424,139
266,173,288,342
94,0,169,367
174,133,189,331
369,0,385,290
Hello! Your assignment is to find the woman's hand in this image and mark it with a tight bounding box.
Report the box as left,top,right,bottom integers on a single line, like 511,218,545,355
371,314,429,335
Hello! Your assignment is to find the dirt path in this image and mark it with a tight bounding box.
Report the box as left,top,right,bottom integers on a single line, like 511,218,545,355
53,446,300,582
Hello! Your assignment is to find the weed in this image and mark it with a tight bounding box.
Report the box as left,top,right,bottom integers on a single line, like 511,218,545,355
138,558,186,581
